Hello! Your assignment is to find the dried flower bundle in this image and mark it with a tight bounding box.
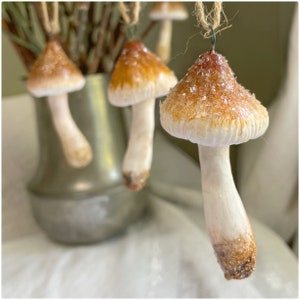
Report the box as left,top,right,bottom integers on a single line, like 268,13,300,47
2,2,155,74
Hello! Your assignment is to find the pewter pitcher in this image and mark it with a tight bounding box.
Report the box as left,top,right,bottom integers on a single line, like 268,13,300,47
28,74,148,244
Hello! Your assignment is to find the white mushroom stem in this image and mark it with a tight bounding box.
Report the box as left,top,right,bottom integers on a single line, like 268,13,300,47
198,145,256,280
156,19,172,62
47,94,92,168
123,98,155,191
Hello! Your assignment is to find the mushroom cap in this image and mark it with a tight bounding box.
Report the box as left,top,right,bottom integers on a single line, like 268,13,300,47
108,40,178,107
27,39,85,98
149,2,188,20
160,51,269,146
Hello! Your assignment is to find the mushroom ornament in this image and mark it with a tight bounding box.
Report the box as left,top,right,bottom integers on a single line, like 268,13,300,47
149,2,188,62
108,40,177,191
160,50,269,279
27,39,92,168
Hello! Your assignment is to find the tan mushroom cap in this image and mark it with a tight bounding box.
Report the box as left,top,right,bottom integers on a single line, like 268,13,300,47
160,50,269,147
27,39,85,98
108,40,178,107
149,2,188,20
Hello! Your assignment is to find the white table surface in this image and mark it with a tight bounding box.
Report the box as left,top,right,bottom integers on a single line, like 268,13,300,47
2,94,298,298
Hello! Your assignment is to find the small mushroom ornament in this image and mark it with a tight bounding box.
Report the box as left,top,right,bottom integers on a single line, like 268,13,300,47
160,50,269,279
109,40,177,191
27,39,92,168
149,2,188,62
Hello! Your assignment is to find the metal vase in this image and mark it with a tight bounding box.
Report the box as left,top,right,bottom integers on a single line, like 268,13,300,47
28,74,148,244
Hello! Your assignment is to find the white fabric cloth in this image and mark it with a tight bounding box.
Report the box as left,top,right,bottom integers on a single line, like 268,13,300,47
237,9,298,243
2,95,298,298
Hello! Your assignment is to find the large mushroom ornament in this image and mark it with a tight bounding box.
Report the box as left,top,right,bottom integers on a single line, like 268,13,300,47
27,39,93,168
160,50,269,279
108,40,177,191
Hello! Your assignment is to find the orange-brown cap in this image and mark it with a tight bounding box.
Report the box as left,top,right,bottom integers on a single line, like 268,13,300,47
27,39,85,98
108,40,177,106
149,2,188,20
160,51,269,146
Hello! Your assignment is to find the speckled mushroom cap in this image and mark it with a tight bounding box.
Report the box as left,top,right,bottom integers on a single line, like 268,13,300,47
108,40,178,107
160,50,269,147
27,39,85,98
149,2,188,20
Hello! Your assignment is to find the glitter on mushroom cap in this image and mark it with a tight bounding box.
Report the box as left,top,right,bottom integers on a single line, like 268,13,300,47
160,50,269,146
108,40,178,107
27,39,85,98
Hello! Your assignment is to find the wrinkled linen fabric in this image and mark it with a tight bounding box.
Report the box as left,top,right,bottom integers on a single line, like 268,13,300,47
237,9,298,244
2,96,298,298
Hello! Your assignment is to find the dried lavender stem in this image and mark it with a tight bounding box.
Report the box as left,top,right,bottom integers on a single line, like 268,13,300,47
24,3,33,32
2,18,36,69
108,30,126,71
74,2,90,64
88,3,112,74
86,2,97,57
5,3,41,50
102,6,127,73
65,2,76,46
140,20,157,40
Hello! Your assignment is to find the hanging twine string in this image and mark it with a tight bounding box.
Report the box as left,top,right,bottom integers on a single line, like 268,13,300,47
118,2,141,26
41,2,60,36
195,2,231,49
41,2,51,34
51,2,60,34
118,2,141,39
